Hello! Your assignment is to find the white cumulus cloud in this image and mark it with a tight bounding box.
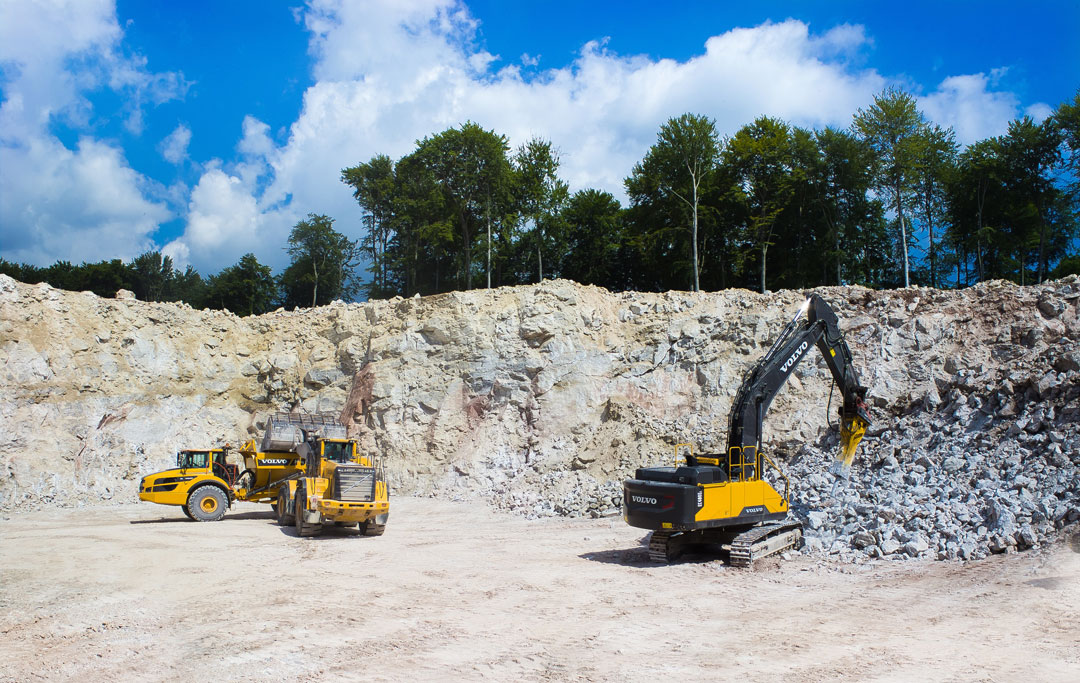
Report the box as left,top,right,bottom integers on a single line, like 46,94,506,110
163,167,261,272
918,71,1040,144
0,136,169,265
160,124,191,164
0,0,185,266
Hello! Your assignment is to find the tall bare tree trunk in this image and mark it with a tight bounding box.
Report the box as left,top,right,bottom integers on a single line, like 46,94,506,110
895,179,910,287
1037,204,1047,284
692,182,700,292
486,197,491,289
760,243,768,293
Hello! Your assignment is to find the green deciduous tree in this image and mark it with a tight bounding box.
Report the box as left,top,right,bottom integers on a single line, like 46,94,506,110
130,250,175,302
342,154,397,297
912,124,959,288
724,116,796,292
514,137,569,283
560,189,626,288
811,127,887,287
413,122,513,290
204,253,276,316
1001,117,1064,283
280,213,362,308
629,114,719,291
854,88,926,287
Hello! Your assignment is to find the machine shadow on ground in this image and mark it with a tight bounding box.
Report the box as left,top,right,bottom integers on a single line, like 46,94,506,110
129,509,277,524
578,535,731,566
274,522,370,538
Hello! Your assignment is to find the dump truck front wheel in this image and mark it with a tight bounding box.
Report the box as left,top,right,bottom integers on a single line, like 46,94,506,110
187,485,227,522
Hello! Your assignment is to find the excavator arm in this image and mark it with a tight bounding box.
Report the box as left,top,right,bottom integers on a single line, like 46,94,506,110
727,294,871,468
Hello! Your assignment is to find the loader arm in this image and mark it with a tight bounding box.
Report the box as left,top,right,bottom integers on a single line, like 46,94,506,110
727,294,871,467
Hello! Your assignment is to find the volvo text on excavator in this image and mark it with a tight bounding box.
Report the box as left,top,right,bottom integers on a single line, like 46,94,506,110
623,294,872,566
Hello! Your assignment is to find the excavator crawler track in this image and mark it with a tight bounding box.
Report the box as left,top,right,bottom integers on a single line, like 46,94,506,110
728,521,803,568
648,530,679,563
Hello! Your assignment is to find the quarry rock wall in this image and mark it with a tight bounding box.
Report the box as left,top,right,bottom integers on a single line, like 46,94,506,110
2,273,1078,561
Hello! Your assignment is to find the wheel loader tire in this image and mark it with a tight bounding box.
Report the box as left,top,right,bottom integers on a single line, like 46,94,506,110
358,521,385,536
187,485,228,522
276,487,291,526
293,484,322,537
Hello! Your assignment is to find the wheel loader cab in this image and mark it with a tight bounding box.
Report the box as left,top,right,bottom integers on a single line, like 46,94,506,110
321,440,353,464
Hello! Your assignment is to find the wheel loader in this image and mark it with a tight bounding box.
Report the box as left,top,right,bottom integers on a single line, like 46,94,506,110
269,413,390,537
623,294,872,566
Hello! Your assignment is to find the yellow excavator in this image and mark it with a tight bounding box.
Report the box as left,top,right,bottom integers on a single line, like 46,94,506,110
623,294,871,566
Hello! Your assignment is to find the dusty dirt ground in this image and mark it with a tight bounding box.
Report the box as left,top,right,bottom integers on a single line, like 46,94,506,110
1,497,1078,682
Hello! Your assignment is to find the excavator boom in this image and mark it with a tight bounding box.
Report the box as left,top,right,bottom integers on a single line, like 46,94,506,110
727,293,871,468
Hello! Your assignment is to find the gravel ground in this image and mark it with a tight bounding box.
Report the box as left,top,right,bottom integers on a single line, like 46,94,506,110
2,497,1078,682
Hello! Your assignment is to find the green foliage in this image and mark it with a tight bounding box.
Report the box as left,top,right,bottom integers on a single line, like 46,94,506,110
280,213,362,308
723,116,798,292
812,127,889,287
130,251,175,301
8,94,1079,302
342,154,397,298
853,88,928,287
514,137,569,283
912,125,959,288
411,122,515,291
1050,254,1080,278
626,113,720,291
559,189,627,288
204,253,276,316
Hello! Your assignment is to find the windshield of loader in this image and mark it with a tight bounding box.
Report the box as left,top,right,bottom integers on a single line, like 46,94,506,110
322,440,352,463
177,451,210,469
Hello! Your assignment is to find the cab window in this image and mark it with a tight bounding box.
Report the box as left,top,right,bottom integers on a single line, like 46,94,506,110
322,441,351,463
178,451,210,468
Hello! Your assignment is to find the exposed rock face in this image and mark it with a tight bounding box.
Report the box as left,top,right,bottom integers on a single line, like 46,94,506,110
2,273,1078,562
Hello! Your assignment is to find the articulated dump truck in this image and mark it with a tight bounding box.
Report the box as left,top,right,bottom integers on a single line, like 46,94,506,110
138,412,389,537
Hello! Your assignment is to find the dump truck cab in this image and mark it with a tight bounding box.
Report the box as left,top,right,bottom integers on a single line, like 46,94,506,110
138,447,239,521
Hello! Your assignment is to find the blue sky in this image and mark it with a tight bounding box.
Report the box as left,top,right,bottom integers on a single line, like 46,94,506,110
1,0,1077,276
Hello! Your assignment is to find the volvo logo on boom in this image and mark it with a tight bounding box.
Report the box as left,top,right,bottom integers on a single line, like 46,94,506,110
780,341,809,374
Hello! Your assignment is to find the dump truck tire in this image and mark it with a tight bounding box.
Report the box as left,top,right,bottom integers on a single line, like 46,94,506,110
182,505,194,520
187,485,227,522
